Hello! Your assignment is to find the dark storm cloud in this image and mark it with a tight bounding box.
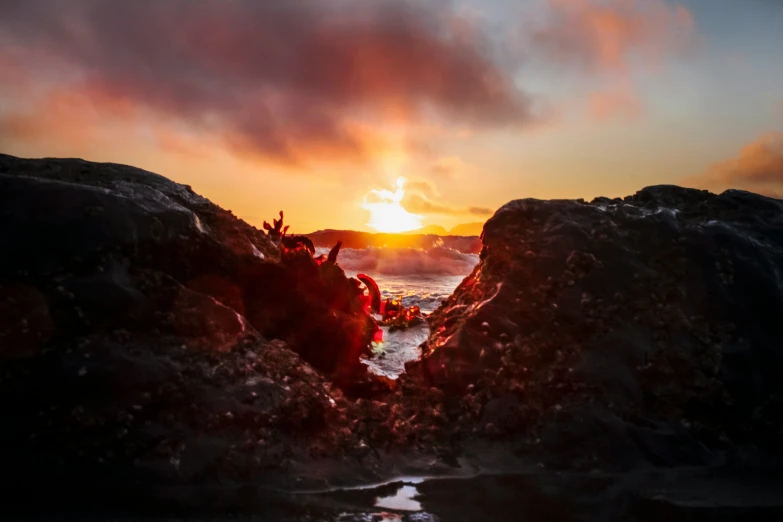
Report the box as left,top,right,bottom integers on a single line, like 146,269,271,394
0,0,534,164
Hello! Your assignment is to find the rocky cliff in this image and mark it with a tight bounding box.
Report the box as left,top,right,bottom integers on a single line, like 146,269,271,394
407,185,783,472
0,154,390,511
2,154,782,519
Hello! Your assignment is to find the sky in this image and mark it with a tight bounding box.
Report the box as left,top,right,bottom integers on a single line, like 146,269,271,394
1,0,782,233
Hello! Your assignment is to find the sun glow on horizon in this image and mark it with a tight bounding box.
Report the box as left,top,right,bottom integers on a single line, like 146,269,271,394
362,176,423,233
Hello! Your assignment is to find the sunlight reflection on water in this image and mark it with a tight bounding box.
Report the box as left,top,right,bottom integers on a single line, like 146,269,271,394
374,485,422,511
352,273,467,378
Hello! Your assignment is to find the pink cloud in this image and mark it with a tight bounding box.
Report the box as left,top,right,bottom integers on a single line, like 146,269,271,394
532,0,695,121
685,132,783,195
588,84,644,121
0,0,535,167
535,0,695,73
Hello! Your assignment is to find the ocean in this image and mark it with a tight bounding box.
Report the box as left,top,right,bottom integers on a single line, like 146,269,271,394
316,246,480,378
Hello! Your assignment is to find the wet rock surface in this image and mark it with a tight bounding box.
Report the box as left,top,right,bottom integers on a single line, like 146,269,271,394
0,154,392,511
2,154,782,521
407,186,783,475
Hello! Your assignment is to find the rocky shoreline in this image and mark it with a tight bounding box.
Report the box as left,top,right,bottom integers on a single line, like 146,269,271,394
408,187,783,472
2,154,783,520
0,154,398,503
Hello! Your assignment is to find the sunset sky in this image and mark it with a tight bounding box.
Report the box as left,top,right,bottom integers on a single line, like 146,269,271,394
1,0,782,233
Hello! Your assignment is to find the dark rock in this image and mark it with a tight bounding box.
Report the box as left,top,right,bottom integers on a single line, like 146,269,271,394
408,185,783,471
0,154,384,510
6,152,783,518
0,153,378,381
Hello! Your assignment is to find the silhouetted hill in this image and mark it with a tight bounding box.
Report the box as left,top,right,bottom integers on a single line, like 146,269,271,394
403,224,450,236
305,229,482,253
409,185,783,477
449,222,484,236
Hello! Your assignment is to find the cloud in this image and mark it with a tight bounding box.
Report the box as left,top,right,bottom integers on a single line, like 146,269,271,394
533,0,695,74
587,83,643,122
686,132,783,194
529,0,695,121
0,0,534,167
402,192,492,217
467,206,494,216
0,0,702,164
394,174,490,216
428,156,468,180
0,87,126,149
404,179,440,200
0,55,28,91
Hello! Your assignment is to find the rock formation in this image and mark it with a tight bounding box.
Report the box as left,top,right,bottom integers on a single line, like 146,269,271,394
2,153,782,518
407,186,783,471
0,154,386,511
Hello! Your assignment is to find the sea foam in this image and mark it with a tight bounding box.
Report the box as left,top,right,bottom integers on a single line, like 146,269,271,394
317,246,479,276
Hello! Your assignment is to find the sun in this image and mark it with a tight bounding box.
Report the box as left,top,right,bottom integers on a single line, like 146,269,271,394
362,177,423,233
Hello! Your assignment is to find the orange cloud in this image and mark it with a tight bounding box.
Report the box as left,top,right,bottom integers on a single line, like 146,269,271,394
686,132,783,194
588,83,643,122
0,0,701,164
1,89,107,148
405,179,441,200
402,192,492,217
0,0,536,168
429,157,469,181
0,57,27,90
535,0,695,73
153,127,217,160
0,82,176,154
371,172,490,217
532,0,695,121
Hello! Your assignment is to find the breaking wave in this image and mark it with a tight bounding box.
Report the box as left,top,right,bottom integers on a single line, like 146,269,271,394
317,246,479,276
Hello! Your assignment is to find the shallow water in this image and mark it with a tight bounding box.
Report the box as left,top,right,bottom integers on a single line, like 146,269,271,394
349,273,468,378
21,470,783,521
314,469,783,522
374,485,422,511
319,245,476,378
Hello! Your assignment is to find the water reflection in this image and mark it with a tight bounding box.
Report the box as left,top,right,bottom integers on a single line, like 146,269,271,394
374,484,422,511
